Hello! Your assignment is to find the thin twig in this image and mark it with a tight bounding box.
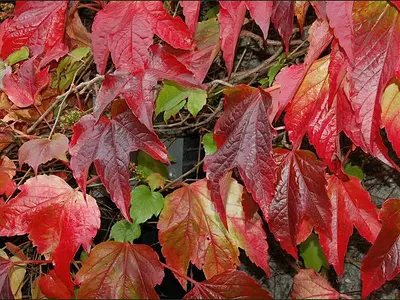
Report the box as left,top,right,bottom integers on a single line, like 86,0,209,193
160,159,204,192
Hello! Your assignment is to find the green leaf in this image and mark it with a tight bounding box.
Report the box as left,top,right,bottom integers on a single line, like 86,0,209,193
202,133,217,155
137,151,169,179
344,163,364,181
110,220,141,243
55,47,90,91
267,63,284,86
299,233,329,272
205,6,219,19
156,80,207,122
130,185,164,225
5,46,29,66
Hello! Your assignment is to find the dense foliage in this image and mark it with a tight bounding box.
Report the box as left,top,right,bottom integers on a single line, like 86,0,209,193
0,1,400,299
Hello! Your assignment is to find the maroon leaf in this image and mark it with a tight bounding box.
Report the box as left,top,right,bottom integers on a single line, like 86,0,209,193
0,1,68,62
361,198,400,297
75,241,164,299
0,258,13,299
94,45,200,129
204,85,276,226
92,1,193,74
69,112,168,221
0,175,100,292
2,58,49,108
269,149,331,259
18,133,69,175
319,175,381,275
271,1,295,53
184,270,273,299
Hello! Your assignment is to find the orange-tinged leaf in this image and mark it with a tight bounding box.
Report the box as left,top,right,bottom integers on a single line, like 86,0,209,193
349,1,400,167
319,175,381,275
0,175,100,292
269,149,331,259
158,178,270,289
381,80,400,157
183,270,273,299
75,241,164,299
0,156,16,197
0,128,13,152
204,85,276,226
292,269,346,299
18,133,69,175
294,1,310,34
361,198,400,298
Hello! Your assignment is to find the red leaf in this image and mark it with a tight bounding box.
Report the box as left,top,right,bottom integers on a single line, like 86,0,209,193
0,156,16,197
246,1,274,41
292,269,345,299
0,175,100,292
158,178,270,289
2,58,49,108
349,2,400,167
204,85,276,226
165,18,221,83
272,20,333,120
0,258,13,299
219,2,247,78
381,80,400,158
180,1,201,36
269,149,331,259
184,270,273,299
94,45,200,129
0,1,68,61
18,133,69,175
319,175,381,275
361,198,400,298
69,112,168,221
326,2,353,61
38,270,74,300
92,1,193,74
75,241,164,299
271,1,295,53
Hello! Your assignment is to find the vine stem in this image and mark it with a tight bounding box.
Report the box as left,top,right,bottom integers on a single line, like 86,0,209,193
160,159,204,192
160,262,198,285
12,259,52,265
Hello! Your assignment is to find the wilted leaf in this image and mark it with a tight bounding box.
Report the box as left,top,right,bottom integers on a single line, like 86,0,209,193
184,270,272,299
69,112,168,221
18,133,69,175
0,156,16,197
75,241,164,299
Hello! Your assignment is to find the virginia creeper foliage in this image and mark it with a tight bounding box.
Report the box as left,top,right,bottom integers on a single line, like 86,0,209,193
0,1,400,299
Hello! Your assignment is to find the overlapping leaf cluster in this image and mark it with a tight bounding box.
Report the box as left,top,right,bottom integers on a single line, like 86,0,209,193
0,1,399,299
